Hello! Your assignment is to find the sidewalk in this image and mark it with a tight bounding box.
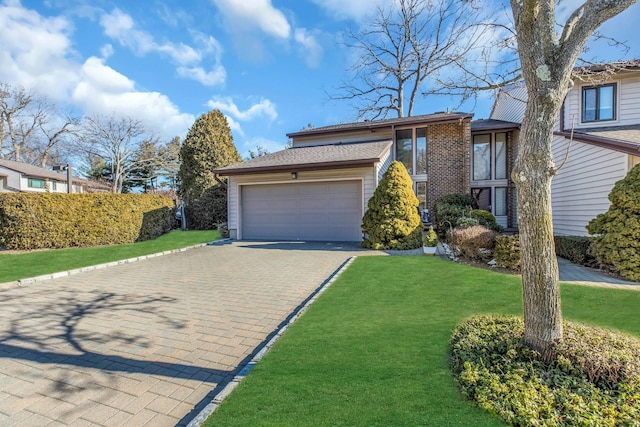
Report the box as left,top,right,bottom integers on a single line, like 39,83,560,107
558,257,639,290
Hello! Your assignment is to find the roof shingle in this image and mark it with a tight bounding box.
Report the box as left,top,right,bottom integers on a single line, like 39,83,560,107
214,140,393,175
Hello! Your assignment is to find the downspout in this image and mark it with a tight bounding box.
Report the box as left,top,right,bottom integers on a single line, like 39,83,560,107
214,173,227,189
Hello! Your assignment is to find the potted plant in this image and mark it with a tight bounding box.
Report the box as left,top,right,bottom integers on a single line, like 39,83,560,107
423,226,438,255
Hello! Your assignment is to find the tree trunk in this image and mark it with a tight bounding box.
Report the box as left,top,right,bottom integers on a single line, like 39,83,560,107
512,94,562,362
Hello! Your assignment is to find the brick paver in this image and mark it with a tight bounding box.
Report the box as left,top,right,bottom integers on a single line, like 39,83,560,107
0,241,373,426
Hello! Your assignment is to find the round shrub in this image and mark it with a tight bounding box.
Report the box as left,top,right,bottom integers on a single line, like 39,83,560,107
494,234,521,271
470,209,503,232
450,316,640,427
587,163,640,281
433,194,475,237
362,161,422,250
455,216,479,229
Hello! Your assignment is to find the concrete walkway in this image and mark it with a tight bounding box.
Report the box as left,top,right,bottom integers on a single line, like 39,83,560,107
0,241,372,427
558,256,639,290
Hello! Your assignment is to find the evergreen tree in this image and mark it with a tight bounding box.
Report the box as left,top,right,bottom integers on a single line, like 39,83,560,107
362,161,422,250
587,163,640,281
178,110,241,201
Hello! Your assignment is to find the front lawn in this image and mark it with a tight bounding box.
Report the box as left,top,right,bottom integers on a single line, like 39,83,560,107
205,256,640,426
0,230,220,283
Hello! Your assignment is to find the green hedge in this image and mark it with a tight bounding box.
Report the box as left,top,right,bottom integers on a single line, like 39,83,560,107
554,235,597,267
0,193,174,250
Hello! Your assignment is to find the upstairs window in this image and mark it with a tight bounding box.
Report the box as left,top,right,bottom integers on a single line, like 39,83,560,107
395,129,413,175
395,128,427,176
473,133,507,181
582,83,616,122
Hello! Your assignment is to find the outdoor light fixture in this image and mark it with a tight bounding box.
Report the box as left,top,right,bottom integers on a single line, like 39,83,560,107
291,172,297,179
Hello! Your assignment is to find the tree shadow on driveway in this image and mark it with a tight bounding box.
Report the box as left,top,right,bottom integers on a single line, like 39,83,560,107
0,286,231,402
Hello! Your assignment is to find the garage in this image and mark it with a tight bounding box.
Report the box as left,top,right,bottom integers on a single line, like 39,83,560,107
241,180,363,241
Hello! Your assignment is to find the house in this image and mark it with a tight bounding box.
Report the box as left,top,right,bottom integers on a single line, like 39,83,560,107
214,111,521,241
490,61,640,236
0,159,108,193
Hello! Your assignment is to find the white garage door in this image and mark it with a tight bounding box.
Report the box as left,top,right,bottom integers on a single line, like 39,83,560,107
241,181,362,241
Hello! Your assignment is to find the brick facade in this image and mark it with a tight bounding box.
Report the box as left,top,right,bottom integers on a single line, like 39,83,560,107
426,121,471,215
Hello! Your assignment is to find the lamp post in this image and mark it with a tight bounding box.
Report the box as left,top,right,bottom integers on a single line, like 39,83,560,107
52,164,72,193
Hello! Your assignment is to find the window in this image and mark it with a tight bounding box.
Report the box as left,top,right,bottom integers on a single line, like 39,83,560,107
395,129,413,174
415,128,427,175
51,181,57,191
495,133,507,179
582,83,616,122
27,178,46,189
494,187,507,216
473,134,491,180
416,182,428,222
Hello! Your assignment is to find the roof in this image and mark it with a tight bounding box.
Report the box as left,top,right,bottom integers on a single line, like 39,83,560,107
287,112,473,138
471,119,520,132
0,159,72,181
0,159,108,189
214,140,393,176
555,124,640,156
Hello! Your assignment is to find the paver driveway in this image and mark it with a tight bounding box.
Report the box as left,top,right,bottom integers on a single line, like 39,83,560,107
0,241,372,426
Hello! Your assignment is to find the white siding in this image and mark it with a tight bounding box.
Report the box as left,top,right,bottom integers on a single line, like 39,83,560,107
490,83,527,123
376,148,393,184
227,167,377,239
551,136,629,236
293,129,393,147
568,74,640,129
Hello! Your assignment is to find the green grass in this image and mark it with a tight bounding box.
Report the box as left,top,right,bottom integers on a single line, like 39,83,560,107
0,230,220,283
205,256,640,427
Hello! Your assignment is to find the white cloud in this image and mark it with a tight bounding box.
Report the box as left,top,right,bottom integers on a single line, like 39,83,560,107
224,115,244,137
0,1,78,99
100,8,201,66
294,28,323,68
72,57,194,138
211,0,291,39
207,97,277,122
100,43,114,59
177,66,226,87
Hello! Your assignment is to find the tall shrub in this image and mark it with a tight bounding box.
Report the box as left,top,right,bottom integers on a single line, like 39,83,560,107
362,161,422,250
178,110,241,229
587,163,640,281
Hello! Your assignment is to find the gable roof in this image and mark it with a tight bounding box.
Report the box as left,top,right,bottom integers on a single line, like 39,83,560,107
214,140,393,176
287,112,473,138
555,124,640,156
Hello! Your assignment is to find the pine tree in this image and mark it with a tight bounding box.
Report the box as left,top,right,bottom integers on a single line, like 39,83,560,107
362,161,422,250
178,110,241,201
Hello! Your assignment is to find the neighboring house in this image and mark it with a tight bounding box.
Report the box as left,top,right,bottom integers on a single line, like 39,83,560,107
491,61,640,236
214,112,521,241
0,159,109,193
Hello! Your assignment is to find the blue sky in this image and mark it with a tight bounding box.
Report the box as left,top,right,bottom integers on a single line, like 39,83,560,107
1,0,639,158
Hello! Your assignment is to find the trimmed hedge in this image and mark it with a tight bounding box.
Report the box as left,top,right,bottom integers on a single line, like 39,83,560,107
554,235,597,267
0,193,173,250
450,316,640,427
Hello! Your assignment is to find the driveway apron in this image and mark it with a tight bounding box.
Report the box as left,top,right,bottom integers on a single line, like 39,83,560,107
0,241,369,426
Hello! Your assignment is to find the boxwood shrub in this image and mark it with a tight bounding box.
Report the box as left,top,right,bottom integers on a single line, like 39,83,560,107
494,234,521,271
450,316,640,427
0,193,173,250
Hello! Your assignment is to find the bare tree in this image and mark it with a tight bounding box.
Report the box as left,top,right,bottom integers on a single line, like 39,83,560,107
331,0,490,119
0,83,46,162
508,0,637,362
81,115,158,193
37,113,80,168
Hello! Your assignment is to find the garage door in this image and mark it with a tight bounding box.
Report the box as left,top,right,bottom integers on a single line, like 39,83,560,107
241,181,362,241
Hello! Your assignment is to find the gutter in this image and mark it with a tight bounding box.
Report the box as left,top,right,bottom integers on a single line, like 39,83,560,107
214,173,227,189
554,130,640,156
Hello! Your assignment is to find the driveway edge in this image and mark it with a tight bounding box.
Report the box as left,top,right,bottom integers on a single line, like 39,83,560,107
0,239,228,290
185,255,358,427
